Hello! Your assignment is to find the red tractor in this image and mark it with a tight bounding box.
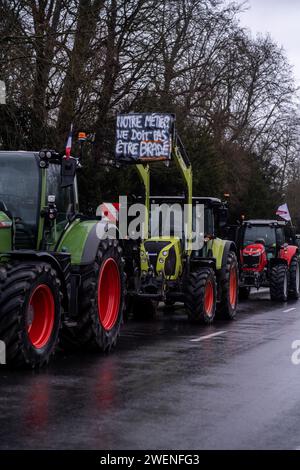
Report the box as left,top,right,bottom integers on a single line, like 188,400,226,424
238,219,300,301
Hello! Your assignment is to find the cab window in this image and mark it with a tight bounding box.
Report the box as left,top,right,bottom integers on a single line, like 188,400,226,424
192,205,213,237
0,152,40,248
276,228,285,246
46,163,75,224
243,225,276,248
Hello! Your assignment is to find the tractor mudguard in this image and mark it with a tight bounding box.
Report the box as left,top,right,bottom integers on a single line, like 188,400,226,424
190,257,216,271
57,218,120,265
211,238,236,280
279,245,298,266
0,211,12,252
220,240,237,280
269,257,288,267
81,223,100,264
6,250,70,310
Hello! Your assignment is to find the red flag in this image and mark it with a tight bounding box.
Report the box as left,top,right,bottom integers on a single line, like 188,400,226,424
97,203,120,222
65,124,73,159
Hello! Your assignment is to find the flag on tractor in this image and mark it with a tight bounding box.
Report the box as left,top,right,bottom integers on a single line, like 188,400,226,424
65,123,73,158
276,203,291,222
97,202,120,223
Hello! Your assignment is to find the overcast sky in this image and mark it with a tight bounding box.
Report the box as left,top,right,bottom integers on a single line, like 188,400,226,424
237,0,300,84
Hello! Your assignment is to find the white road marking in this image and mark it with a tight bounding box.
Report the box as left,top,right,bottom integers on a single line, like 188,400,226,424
283,307,297,313
190,331,227,342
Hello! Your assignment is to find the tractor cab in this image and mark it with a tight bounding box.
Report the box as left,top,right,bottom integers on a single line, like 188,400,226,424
240,220,286,270
238,219,300,301
0,151,78,252
192,197,228,237
0,151,40,250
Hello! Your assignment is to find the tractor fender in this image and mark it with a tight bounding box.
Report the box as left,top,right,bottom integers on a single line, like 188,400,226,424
269,257,288,267
190,257,216,271
0,211,12,252
82,220,122,264
220,240,237,281
81,222,101,264
212,238,236,280
279,245,298,266
6,250,69,311
57,219,120,265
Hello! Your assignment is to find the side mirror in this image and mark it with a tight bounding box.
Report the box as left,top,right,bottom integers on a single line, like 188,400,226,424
61,158,76,187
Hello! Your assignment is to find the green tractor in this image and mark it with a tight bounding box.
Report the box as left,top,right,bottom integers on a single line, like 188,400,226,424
116,113,239,323
0,140,125,368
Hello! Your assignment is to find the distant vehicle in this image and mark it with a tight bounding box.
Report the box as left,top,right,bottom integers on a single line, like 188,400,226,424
237,219,300,301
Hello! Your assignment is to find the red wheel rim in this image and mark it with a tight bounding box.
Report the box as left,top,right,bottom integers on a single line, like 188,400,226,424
204,280,214,317
98,258,121,330
229,266,237,308
27,284,55,349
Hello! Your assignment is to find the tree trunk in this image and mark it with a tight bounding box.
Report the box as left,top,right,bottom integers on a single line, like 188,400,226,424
57,0,104,141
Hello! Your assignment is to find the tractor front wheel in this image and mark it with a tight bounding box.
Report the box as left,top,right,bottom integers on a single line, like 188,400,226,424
217,251,239,319
0,262,62,368
288,255,300,300
185,268,217,324
270,263,288,301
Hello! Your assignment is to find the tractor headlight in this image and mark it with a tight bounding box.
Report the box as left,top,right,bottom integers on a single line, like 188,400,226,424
159,258,164,264
38,149,52,168
38,149,60,168
162,251,168,256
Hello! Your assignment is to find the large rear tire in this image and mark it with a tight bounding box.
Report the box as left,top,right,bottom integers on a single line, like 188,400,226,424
185,268,217,324
61,239,125,352
0,262,62,368
217,251,239,319
288,255,300,300
270,263,288,301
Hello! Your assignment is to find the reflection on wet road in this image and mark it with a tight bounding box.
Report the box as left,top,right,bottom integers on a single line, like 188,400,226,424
1,289,300,449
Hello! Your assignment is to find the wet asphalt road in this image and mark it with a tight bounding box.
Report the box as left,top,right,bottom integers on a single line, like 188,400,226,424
1,290,300,450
